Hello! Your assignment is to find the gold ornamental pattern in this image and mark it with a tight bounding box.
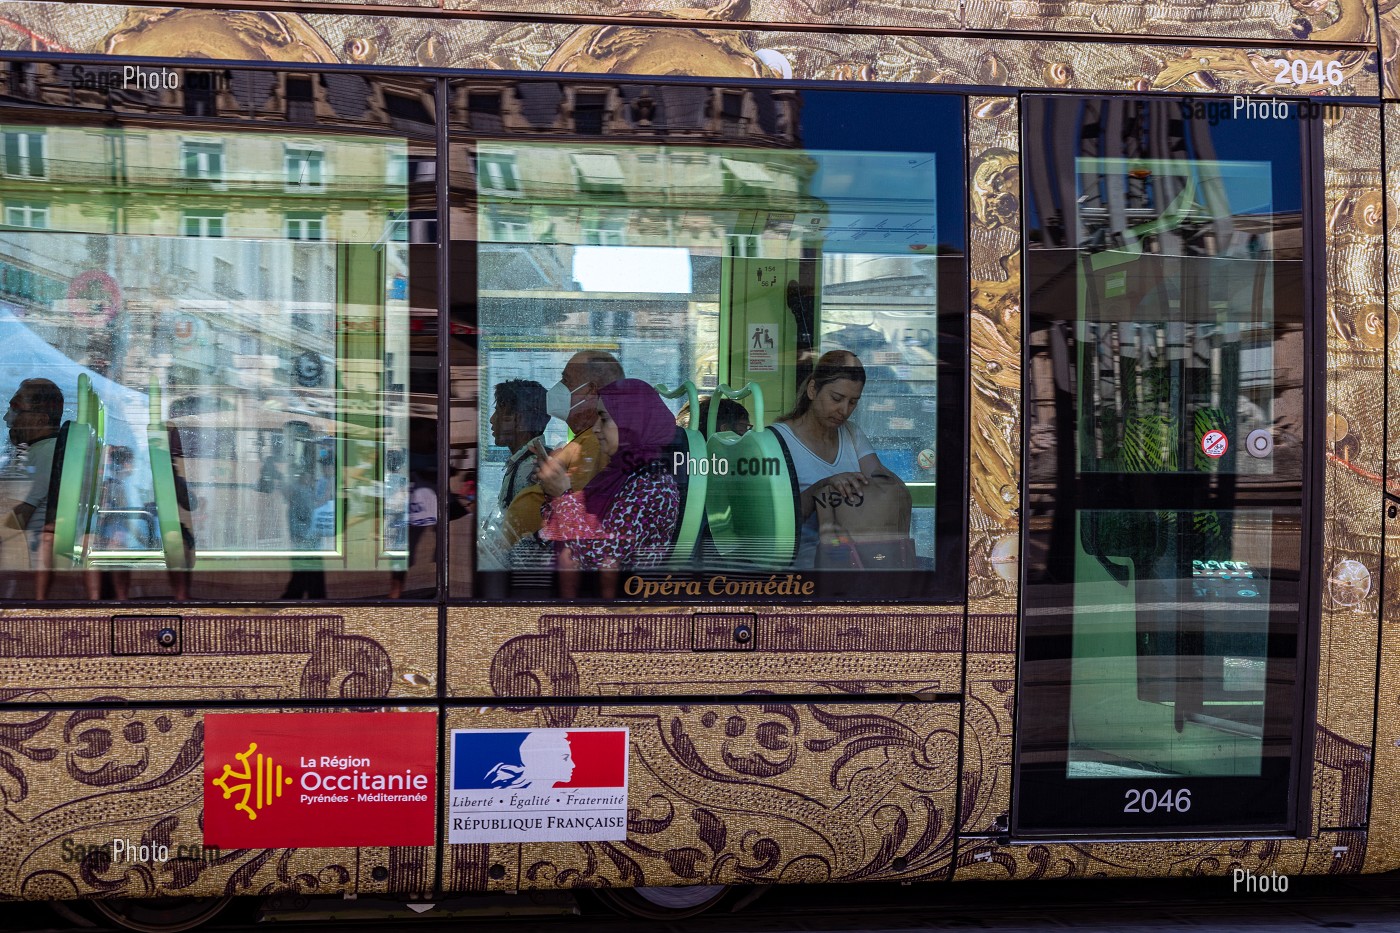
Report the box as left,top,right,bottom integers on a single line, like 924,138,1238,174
961,96,1019,837
955,831,1366,880
966,96,1020,614
0,607,438,899
0,707,434,900
1364,103,1400,872
1315,107,1383,835
0,4,1376,96
1381,0,1400,96
5,0,1377,43
0,606,438,705
443,702,959,890
447,605,966,700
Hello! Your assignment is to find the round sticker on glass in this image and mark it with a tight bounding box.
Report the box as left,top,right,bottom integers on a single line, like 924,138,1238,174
1201,429,1228,459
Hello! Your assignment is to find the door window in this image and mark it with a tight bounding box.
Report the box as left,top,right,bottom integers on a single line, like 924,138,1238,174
1017,96,1311,833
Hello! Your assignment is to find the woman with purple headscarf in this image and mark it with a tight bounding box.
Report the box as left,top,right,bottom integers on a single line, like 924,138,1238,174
537,378,680,576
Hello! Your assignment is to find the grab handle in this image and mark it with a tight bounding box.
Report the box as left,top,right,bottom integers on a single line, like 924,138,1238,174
655,381,701,428
708,382,765,435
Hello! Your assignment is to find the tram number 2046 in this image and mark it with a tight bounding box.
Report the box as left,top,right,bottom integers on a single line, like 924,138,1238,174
1124,788,1192,814
1271,58,1344,86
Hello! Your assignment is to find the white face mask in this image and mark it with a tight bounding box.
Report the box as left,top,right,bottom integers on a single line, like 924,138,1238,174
546,379,591,422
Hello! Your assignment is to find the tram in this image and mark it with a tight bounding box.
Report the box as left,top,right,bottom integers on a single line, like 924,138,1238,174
0,0,1394,928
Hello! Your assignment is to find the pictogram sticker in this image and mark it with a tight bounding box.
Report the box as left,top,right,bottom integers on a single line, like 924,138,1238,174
1201,429,1228,459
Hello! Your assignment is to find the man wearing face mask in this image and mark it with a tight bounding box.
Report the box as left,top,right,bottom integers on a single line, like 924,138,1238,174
499,351,624,551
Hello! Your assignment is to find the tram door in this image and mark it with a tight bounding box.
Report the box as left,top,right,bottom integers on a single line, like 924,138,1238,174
1016,96,1313,833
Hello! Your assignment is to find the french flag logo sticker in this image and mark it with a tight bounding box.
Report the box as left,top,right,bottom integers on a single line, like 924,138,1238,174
448,728,629,843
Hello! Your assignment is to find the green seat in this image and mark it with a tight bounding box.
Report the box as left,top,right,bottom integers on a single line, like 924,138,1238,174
655,381,707,568
147,382,195,571
50,374,105,570
703,383,797,569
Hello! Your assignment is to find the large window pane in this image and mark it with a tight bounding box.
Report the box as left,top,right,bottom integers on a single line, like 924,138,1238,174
459,85,965,603
0,117,434,601
1017,96,1308,833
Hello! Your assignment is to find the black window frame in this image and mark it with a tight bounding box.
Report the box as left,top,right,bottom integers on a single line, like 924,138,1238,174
448,75,971,607
0,58,442,606
1012,92,1323,838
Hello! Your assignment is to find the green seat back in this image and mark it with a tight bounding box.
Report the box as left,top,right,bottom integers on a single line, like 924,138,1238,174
703,383,797,569
147,382,193,571
50,374,105,569
655,381,707,568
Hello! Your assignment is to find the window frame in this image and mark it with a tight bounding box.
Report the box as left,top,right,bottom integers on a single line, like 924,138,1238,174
450,77,971,606
181,209,225,238
0,64,442,605
285,210,326,241
284,145,326,190
181,139,225,184
1011,93,1321,838
2,128,45,178
3,198,48,228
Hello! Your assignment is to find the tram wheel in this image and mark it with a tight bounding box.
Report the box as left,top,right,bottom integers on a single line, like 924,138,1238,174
88,896,233,933
590,884,757,919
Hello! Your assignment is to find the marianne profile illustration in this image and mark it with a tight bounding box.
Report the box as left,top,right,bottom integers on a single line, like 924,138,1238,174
484,731,575,788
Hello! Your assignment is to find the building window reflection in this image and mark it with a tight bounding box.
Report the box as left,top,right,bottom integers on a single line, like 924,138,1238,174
181,210,224,238
285,147,324,188
181,141,223,183
478,152,520,195
2,130,44,177
3,200,47,228
285,212,325,241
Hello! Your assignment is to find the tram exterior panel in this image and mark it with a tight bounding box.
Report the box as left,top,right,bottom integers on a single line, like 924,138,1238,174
0,0,1393,907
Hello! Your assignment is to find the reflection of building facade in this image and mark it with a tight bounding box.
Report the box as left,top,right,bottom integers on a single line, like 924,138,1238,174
0,78,420,559
460,80,805,254
0,121,407,394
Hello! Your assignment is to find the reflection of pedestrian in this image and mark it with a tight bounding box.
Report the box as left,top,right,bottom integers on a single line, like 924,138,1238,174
281,446,326,599
384,448,407,552
390,419,439,598
1,379,63,597
91,445,150,601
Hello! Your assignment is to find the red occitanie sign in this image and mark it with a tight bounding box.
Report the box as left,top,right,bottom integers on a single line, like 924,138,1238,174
204,712,436,848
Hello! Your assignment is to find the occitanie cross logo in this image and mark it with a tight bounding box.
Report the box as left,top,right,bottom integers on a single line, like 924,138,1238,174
212,742,293,821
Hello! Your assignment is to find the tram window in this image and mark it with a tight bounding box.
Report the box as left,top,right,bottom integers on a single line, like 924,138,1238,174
460,85,966,603
1017,96,1307,832
0,109,438,602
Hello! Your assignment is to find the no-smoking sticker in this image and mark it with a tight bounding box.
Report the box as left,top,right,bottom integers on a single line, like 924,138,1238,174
1201,429,1228,459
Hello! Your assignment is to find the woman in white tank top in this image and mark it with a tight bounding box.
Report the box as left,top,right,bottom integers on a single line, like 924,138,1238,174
770,350,892,518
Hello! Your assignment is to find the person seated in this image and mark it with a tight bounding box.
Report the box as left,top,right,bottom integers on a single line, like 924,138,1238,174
678,396,751,437
490,379,550,517
537,378,681,586
768,350,912,568
500,351,623,552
